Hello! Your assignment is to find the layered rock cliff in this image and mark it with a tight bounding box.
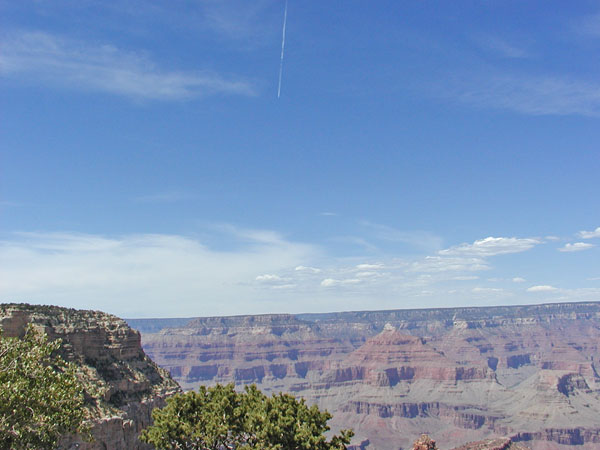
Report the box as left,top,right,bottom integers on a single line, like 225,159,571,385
0,303,181,450
134,301,600,450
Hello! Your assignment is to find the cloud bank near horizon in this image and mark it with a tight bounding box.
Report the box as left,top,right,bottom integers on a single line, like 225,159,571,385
2,226,598,318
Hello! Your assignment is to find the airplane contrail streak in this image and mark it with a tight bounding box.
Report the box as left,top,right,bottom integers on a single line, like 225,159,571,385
277,0,288,98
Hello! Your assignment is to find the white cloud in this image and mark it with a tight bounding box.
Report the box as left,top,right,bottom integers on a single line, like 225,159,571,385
295,265,321,273
439,236,540,257
446,74,600,117
411,256,489,273
0,229,316,317
356,263,384,270
255,274,283,282
3,225,592,317
320,278,361,287
356,271,380,278
558,242,595,252
578,227,600,239
527,285,558,292
0,31,255,100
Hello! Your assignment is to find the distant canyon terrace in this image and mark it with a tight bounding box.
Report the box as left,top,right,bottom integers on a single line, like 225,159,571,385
127,301,600,450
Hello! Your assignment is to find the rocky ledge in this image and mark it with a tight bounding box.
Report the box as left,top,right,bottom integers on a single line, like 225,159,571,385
449,437,529,450
0,303,181,450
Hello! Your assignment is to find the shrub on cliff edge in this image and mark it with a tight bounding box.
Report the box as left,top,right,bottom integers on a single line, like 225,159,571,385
141,383,353,450
0,325,88,450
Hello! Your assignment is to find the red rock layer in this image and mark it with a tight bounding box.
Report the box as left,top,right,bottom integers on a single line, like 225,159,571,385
133,302,600,450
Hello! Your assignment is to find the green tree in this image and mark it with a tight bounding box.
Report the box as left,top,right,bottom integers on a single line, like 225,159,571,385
246,385,353,450
141,383,353,450
0,325,88,450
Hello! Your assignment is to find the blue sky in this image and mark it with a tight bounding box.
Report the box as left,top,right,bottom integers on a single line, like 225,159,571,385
1,0,599,318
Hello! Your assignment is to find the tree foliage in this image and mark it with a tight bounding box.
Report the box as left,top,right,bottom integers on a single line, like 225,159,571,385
0,326,88,450
141,383,353,450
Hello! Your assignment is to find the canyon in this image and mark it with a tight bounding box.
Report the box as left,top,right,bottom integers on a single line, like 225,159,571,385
130,301,600,450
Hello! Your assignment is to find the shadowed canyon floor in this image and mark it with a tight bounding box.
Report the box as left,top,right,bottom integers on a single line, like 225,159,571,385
129,302,600,450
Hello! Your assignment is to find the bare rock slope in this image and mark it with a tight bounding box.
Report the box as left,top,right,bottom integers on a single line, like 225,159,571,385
132,302,600,450
0,303,181,450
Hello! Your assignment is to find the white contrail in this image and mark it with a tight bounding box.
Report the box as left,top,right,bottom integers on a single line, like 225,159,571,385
277,0,288,98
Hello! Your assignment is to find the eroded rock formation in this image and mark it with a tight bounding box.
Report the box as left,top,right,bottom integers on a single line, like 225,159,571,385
450,437,529,450
0,303,181,450
133,301,600,450
413,434,438,450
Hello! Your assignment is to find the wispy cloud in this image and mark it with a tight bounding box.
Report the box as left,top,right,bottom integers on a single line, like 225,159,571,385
356,263,384,270
0,228,315,317
255,274,284,282
410,256,489,273
445,73,600,117
0,31,256,100
476,35,530,59
359,221,443,252
199,0,277,41
439,236,540,257
559,242,595,252
321,278,361,287
1,227,593,317
9,0,280,47
545,236,561,241
578,13,600,38
295,265,321,273
578,227,600,239
331,236,379,253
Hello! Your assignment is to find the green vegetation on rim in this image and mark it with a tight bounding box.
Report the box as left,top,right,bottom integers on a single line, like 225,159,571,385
0,325,89,450
141,383,353,450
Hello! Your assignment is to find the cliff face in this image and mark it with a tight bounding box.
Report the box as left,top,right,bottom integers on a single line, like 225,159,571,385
134,302,600,450
0,303,181,450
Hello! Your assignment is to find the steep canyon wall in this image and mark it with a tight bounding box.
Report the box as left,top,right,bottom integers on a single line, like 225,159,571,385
0,303,181,450
131,302,600,450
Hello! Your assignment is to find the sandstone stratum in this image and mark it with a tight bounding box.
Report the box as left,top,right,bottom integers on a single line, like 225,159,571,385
0,303,181,450
130,301,600,450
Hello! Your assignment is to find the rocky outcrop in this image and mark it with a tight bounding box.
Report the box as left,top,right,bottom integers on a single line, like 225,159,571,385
450,437,529,450
413,434,438,450
0,303,181,450
131,302,600,450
